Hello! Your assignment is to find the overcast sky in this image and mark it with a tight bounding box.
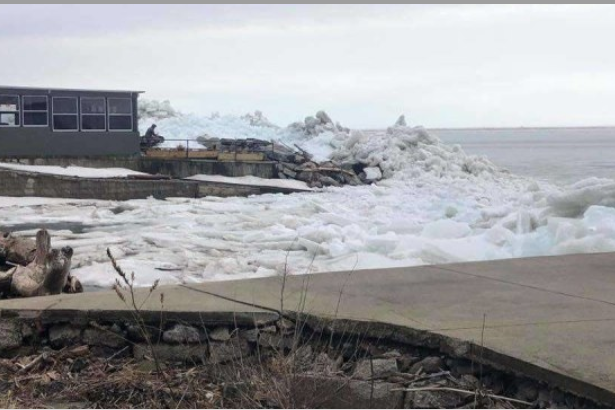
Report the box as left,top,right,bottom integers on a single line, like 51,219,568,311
2,4,615,128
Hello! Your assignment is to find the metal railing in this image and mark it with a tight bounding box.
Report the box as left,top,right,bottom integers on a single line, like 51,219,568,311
145,138,278,160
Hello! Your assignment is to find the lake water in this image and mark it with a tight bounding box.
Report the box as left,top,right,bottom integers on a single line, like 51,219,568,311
430,127,615,185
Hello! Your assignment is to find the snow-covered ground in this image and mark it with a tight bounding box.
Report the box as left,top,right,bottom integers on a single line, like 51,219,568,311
0,163,146,179
3,101,615,289
187,175,312,191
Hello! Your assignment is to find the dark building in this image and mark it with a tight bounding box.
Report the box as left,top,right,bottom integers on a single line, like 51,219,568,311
0,86,143,157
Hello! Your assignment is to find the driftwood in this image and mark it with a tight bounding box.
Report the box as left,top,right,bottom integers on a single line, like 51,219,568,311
0,230,82,298
0,231,36,266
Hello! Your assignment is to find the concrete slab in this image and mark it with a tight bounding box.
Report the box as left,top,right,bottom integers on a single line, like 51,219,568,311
1,252,615,403
0,284,278,325
438,252,615,305
179,254,615,404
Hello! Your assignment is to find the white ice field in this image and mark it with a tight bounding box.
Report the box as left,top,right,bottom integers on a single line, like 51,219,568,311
3,102,615,288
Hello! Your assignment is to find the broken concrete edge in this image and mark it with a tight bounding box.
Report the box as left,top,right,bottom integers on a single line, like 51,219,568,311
0,305,611,407
0,308,279,328
284,312,615,407
192,179,312,194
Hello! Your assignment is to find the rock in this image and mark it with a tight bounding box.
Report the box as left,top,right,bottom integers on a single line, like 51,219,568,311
298,161,318,171
460,374,480,390
482,373,505,395
209,327,231,342
353,358,398,380
133,343,207,363
83,327,126,349
48,325,81,348
258,333,295,350
409,356,444,374
405,389,466,409
448,358,478,376
345,173,364,186
515,381,539,402
282,167,297,179
311,352,340,374
319,176,342,187
19,323,34,340
162,324,200,344
296,171,313,182
290,375,403,408
240,328,259,343
362,167,382,182
260,325,278,333
0,320,22,350
277,318,295,334
379,349,402,358
395,115,407,127
125,323,150,342
209,338,250,364
397,355,420,372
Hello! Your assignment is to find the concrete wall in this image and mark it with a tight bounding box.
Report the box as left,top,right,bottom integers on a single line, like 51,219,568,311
0,169,285,200
139,159,276,179
1,157,277,179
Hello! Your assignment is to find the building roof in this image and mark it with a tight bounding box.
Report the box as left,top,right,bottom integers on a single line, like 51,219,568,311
0,85,144,94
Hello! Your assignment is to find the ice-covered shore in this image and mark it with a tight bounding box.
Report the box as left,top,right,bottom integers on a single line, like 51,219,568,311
3,102,615,288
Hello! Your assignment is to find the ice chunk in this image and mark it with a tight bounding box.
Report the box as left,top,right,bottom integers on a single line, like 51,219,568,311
363,167,383,182
421,220,472,239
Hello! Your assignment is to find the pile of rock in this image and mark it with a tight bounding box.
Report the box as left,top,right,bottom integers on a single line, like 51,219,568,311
0,313,597,409
276,159,366,188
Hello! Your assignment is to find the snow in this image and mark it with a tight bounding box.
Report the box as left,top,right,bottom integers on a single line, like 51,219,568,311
186,175,312,191
2,104,615,289
0,163,147,179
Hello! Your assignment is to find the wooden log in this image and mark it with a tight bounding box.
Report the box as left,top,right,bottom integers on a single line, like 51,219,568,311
10,230,74,297
0,232,36,266
0,230,82,296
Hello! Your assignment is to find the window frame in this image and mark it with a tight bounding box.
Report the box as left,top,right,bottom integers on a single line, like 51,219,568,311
0,94,21,127
52,96,79,132
22,95,49,128
107,97,133,132
80,96,107,132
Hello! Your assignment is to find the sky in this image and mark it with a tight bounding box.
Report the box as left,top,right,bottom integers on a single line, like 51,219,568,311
1,4,615,128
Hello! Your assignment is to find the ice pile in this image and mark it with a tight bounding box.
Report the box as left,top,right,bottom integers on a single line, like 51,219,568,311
139,111,281,146
330,121,501,181
138,99,177,120
241,111,279,128
0,102,609,288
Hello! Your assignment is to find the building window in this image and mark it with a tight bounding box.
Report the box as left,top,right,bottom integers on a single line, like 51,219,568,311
0,95,20,127
108,98,133,131
23,96,48,127
81,97,106,131
52,97,78,131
